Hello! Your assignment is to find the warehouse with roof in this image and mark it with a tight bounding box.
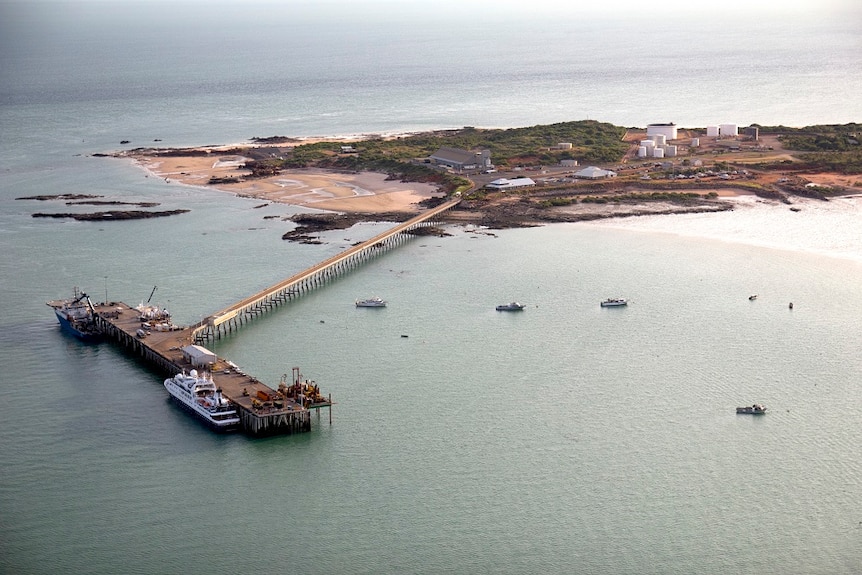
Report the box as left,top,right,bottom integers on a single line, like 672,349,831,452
430,147,492,172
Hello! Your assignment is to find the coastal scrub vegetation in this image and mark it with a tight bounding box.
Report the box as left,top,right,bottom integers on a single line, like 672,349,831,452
757,123,862,174
245,120,629,188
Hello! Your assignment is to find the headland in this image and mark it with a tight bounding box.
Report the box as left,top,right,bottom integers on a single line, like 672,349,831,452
108,121,861,235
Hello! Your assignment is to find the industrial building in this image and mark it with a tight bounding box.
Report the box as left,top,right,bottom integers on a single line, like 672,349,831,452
430,147,492,172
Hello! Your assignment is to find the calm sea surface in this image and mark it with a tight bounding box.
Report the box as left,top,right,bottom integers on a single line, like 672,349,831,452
2,2,862,573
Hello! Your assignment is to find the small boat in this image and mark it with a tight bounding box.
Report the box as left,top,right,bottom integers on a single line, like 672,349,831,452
46,287,101,341
748,294,758,300
164,370,240,430
496,302,526,311
356,297,387,308
736,404,767,415
600,298,627,307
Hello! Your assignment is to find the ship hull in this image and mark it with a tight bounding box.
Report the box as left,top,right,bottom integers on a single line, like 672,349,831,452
54,309,101,342
165,394,241,431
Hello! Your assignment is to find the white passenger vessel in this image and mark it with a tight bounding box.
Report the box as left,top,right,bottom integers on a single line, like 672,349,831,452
164,370,240,430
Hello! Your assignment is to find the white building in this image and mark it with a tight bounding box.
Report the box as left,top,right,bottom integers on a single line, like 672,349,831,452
574,166,617,179
182,345,217,367
646,123,678,141
485,177,536,190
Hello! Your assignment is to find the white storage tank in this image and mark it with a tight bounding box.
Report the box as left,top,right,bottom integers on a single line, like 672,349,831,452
691,137,700,147
638,146,648,158
653,147,665,158
665,145,677,157
557,142,573,150
706,125,720,137
641,139,656,148
653,134,667,146
646,123,678,140
719,123,738,137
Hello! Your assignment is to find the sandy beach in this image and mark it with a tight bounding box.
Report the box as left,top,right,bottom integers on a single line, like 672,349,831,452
123,131,859,236
130,151,442,214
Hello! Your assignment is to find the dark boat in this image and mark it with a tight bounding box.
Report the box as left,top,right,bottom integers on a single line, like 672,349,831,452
736,404,767,415
47,288,101,341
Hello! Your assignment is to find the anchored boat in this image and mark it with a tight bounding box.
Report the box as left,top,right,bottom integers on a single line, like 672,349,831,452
356,297,387,307
600,298,627,307
496,302,526,311
736,404,767,415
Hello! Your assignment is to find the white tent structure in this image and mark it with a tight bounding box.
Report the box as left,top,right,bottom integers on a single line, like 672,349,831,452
574,166,617,179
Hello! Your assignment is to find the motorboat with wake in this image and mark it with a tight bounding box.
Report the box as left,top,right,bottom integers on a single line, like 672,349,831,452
164,370,240,430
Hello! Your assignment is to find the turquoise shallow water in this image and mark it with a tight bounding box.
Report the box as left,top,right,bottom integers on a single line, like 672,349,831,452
2,2,862,573
4,215,862,574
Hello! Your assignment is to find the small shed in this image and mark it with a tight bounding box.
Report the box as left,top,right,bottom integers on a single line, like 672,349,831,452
182,344,217,367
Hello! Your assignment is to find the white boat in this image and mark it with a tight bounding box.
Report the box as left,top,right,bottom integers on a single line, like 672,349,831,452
356,297,386,307
736,404,767,415
164,370,240,430
496,302,526,311
600,298,627,307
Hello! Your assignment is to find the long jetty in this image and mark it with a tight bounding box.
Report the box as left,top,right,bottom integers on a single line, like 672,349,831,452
192,197,461,342
90,197,461,436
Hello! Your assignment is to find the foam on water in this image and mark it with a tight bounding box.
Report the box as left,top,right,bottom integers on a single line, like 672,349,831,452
587,195,862,264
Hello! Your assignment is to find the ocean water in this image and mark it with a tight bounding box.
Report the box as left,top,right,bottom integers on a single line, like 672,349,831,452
2,2,862,574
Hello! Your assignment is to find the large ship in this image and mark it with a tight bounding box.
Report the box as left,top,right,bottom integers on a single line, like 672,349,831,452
164,370,241,430
46,288,101,341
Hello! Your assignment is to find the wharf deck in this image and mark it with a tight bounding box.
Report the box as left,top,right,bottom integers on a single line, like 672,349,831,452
93,301,330,435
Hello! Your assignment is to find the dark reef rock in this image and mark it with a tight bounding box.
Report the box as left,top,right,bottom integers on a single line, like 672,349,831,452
32,209,190,221
17,194,103,201
66,201,160,207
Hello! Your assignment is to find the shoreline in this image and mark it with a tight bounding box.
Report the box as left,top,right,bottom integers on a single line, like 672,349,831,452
116,124,860,235
126,151,442,215
121,144,753,227
584,193,862,264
